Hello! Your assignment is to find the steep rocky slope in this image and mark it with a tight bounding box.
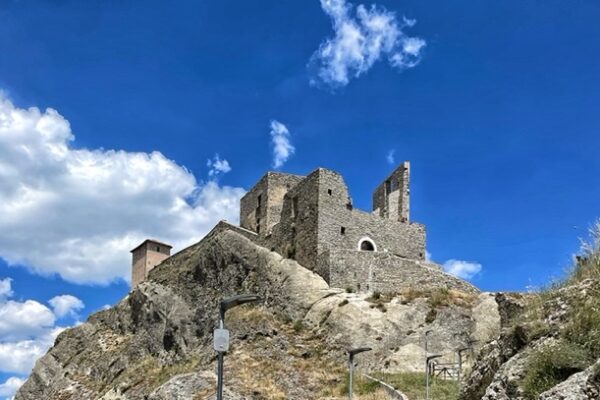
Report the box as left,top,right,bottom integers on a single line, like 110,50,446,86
460,224,600,400
16,229,501,399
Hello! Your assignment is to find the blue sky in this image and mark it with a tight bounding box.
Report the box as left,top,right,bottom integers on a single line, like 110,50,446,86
1,0,599,395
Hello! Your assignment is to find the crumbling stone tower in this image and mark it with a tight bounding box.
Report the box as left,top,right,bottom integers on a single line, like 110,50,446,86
373,161,410,223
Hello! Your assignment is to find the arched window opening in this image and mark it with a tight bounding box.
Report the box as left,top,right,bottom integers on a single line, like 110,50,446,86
358,237,377,252
361,241,375,251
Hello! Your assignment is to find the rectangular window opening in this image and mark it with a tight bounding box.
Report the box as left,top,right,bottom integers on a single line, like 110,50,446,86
327,189,332,196
340,226,346,235
291,196,299,218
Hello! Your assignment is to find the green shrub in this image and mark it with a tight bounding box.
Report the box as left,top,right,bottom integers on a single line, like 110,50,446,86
563,300,600,358
425,308,437,323
522,340,590,399
292,320,304,332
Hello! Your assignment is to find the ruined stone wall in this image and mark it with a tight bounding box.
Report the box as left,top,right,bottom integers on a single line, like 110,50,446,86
327,249,479,294
239,172,304,235
373,162,410,223
315,169,426,262
268,171,321,271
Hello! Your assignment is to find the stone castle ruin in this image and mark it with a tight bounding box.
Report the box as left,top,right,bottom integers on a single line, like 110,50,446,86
132,162,475,294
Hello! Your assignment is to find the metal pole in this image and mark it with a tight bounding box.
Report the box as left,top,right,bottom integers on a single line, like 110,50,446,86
217,319,224,400
426,359,430,400
348,354,354,400
425,330,431,400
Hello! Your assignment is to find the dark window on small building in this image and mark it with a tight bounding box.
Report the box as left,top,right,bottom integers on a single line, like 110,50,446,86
340,227,346,235
257,194,262,207
360,240,375,251
256,217,261,234
385,179,391,194
156,246,160,252
327,189,332,196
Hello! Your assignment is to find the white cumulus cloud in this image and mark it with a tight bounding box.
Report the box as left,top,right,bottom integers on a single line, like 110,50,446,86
0,327,64,374
0,278,12,300
0,278,76,383
269,120,295,169
0,94,245,284
0,300,56,342
49,295,84,319
0,376,25,399
310,0,426,88
442,259,482,280
206,154,232,178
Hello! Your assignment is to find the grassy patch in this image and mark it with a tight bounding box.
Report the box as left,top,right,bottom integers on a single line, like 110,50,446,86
397,288,476,308
337,374,381,397
375,372,458,400
521,340,590,399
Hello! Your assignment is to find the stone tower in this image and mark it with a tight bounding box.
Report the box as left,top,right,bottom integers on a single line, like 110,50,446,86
130,239,172,288
372,161,410,223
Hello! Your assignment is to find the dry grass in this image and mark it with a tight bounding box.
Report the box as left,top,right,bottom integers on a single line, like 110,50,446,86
568,220,600,284
397,288,476,308
224,306,353,399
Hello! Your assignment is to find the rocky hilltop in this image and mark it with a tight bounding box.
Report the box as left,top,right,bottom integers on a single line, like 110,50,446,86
16,229,506,400
460,225,600,399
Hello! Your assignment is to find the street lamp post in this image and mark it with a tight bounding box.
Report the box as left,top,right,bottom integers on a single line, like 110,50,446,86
424,330,433,399
214,294,262,400
347,347,372,400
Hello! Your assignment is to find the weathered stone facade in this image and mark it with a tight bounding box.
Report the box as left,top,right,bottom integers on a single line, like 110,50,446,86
132,162,472,294
236,163,438,293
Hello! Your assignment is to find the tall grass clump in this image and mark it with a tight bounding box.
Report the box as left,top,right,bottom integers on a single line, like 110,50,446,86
568,219,600,284
520,219,600,398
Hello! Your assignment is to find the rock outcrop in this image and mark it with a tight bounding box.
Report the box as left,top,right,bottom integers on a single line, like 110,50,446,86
460,279,600,400
17,230,500,399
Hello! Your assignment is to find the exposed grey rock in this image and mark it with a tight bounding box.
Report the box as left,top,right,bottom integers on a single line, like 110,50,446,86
460,326,528,400
16,230,495,399
539,360,600,400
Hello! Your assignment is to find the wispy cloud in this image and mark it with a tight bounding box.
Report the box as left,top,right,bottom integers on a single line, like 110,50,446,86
270,120,295,169
386,149,395,165
207,154,232,178
442,259,482,280
310,0,426,88
0,94,245,284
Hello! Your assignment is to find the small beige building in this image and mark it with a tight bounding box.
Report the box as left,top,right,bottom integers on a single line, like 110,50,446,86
130,239,172,288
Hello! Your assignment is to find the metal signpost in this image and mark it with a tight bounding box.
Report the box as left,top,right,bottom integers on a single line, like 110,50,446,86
214,294,261,400
347,347,372,400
